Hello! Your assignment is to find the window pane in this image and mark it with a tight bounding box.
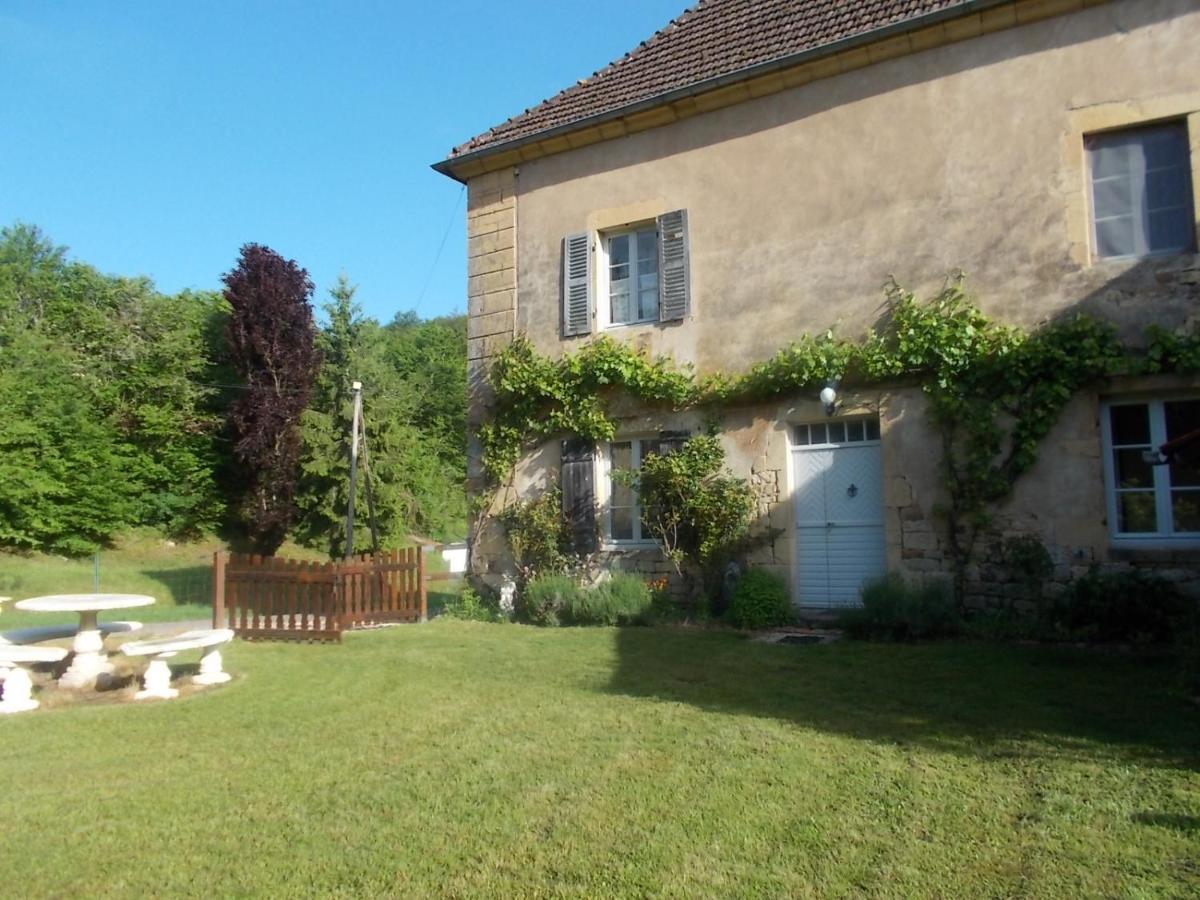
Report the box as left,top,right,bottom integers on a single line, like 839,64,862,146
1092,176,1133,219
866,419,881,440
1146,166,1189,211
1117,492,1157,533
1089,141,1131,180
1095,216,1137,258
611,441,633,473
638,289,658,321
794,426,809,446
1110,405,1150,445
1114,448,1153,488
1141,126,1188,169
810,423,827,444
1170,456,1200,488
1148,207,1193,253
609,442,636,540
636,229,657,261
610,289,631,324
847,420,864,441
609,234,629,266
1166,400,1200,487
827,422,846,443
1165,400,1200,440
1172,492,1200,532
610,506,634,541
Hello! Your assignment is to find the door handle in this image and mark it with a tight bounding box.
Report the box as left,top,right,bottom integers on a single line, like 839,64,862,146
825,521,834,528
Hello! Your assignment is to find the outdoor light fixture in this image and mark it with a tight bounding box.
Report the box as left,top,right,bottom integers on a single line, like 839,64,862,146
820,381,839,417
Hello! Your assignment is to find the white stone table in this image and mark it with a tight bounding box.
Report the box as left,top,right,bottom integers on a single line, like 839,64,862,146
14,594,155,688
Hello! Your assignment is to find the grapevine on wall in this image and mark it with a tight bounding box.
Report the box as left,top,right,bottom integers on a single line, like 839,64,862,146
480,275,1198,599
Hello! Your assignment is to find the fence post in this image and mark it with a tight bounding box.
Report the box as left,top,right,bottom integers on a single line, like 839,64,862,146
418,545,428,623
212,551,226,629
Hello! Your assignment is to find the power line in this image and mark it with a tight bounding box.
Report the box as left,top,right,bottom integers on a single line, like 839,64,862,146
413,184,466,316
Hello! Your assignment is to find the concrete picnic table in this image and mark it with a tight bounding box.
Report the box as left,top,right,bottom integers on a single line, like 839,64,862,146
14,594,156,688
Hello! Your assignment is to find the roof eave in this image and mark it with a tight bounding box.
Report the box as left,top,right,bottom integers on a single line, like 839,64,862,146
431,0,1011,183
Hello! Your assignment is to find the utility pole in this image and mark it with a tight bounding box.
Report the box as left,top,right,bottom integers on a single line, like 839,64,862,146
344,381,363,560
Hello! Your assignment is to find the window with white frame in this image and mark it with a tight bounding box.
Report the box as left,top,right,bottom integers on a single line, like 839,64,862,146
1086,122,1195,260
794,417,881,446
603,435,686,543
605,227,659,326
607,440,643,542
1102,398,1200,540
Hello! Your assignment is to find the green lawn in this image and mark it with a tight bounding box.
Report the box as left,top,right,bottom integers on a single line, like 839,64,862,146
1,623,1197,897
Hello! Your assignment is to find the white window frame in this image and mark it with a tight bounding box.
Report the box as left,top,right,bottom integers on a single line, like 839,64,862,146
599,437,658,548
597,223,659,329
1086,121,1196,262
1100,397,1200,545
792,416,882,449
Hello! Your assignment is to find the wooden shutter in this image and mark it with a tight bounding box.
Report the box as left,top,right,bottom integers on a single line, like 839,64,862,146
657,209,690,323
561,232,592,337
560,439,597,553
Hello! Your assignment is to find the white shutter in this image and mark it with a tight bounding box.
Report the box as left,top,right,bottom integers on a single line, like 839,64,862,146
561,232,592,337
657,209,690,322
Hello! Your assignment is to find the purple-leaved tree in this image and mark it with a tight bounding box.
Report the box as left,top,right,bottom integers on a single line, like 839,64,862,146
222,244,322,553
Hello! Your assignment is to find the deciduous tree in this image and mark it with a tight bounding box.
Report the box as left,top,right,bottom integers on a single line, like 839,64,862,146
222,244,321,553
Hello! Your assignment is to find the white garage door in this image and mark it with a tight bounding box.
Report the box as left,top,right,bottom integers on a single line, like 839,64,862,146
792,419,886,608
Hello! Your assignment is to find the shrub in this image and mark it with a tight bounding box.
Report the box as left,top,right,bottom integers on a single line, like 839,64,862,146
561,572,654,626
631,435,755,599
1050,568,1186,644
840,574,961,641
1000,534,1053,602
727,569,792,630
519,574,583,627
499,487,574,583
441,584,497,622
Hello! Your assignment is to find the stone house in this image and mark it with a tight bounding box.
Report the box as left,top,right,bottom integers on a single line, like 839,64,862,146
434,0,1200,609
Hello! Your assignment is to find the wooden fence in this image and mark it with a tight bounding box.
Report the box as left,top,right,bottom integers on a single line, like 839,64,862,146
212,548,430,642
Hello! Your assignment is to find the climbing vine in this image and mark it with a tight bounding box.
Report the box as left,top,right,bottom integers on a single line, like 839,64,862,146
480,275,1198,600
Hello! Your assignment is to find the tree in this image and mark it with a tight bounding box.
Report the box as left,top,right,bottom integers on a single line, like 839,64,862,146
295,294,469,555
0,328,135,554
628,435,755,607
295,275,363,556
222,244,322,553
0,223,225,552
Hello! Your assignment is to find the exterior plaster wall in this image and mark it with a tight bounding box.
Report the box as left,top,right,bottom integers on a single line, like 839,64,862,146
512,0,1200,370
465,0,1200,600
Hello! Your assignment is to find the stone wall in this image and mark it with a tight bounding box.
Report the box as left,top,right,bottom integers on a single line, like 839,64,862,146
465,167,518,586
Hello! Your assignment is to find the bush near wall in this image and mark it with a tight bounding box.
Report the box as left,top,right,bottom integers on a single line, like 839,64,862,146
519,573,654,627
727,569,792,630
839,575,962,641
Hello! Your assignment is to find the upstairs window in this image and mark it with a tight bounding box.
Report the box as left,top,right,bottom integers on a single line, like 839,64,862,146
1087,122,1195,260
560,210,690,337
606,227,659,326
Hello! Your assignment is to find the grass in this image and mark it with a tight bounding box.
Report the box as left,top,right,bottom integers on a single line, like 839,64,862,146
1,622,1197,897
0,532,458,630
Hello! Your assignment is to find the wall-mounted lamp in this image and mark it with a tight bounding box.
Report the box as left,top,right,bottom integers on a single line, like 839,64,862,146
819,381,839,417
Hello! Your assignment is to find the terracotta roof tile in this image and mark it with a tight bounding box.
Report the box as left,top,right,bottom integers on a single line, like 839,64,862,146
446,0,974,161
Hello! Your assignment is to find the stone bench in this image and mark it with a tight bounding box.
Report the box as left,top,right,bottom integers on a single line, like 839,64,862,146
0,645,69,713
120,629,234,700
0,621,143,647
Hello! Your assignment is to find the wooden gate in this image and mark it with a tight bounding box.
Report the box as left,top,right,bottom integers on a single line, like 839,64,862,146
212,548,428,642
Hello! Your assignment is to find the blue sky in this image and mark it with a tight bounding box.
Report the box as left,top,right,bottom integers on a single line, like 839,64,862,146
0,1,687,322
